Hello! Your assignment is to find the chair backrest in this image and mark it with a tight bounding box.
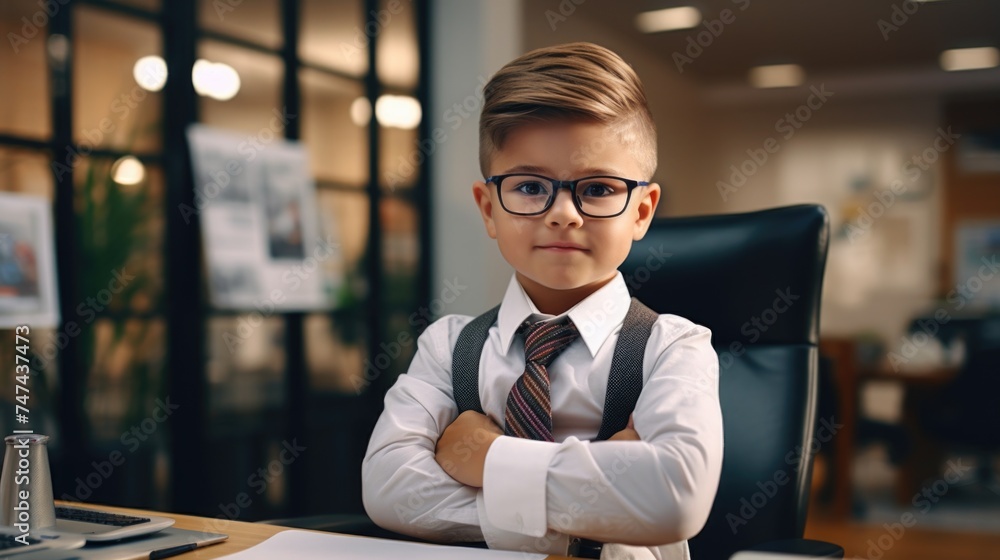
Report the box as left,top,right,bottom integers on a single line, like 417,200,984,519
619,205,829,560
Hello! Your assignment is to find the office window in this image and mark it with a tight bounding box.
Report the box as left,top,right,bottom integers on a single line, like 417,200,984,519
380,124,419,190
198,41,283,136
0,147,53,198
206,316,287,416
305,313,365,393
74,157,165,313
307,189,369,394
377,0,419,90
85,318,167,441
0,3,51,139
380,196,420,383
198,0,281,50
115,0,161,11
316,189,369,278
74,6,163,153
0,0,429,519
300,69,368,188
299,0,365,76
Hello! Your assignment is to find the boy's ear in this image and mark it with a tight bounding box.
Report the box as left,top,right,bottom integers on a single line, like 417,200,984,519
632,183,661,241
472,181,498,239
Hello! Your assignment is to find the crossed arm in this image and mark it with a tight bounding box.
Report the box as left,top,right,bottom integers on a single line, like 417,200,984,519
435,410,639,488
361,318,722,547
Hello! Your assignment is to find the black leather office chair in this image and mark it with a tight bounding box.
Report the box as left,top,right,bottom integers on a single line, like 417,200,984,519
264,204,842,558
618,204,841,559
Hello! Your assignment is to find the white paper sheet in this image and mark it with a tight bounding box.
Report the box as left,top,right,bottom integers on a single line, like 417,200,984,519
186,124,342,311
217,530,545,560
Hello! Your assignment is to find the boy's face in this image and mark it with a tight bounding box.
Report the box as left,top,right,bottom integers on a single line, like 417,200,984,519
473,120,660,304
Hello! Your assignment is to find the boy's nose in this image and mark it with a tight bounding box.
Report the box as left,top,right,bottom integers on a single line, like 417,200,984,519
546,189,583,227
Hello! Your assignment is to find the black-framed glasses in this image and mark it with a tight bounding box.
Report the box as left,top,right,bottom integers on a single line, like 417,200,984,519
485,173,649,218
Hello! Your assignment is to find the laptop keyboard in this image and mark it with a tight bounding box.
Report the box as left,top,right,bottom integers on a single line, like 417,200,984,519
55,507,151,527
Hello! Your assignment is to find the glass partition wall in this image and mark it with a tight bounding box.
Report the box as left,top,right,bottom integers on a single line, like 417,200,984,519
0,0,430,519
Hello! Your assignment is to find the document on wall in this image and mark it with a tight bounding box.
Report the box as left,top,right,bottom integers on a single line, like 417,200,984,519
217,530,546,560
955,221,1000,308
186,124,342,310
0,192,60,328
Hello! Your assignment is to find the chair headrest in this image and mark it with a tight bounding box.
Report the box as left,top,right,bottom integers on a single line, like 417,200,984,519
620,205,829,345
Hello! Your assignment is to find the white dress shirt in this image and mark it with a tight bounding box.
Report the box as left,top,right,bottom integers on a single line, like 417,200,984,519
362,272,723,560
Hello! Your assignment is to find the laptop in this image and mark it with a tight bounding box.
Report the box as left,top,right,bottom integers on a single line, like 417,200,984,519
53,505,174,542
0,527,228,560
0,526,86,556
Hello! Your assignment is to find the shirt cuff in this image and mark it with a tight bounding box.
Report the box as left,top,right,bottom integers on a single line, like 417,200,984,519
477,489,569,555
482,436,557,537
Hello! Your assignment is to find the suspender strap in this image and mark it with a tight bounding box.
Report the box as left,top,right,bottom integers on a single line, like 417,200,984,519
451,305,500,414
452,298,658,438
594,298,658,441
451,298,657,558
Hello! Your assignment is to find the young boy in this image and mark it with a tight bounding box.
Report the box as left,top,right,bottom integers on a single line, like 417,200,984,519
362,43,722,560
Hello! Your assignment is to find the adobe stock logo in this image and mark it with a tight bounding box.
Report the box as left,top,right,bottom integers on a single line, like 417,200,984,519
672,0,751,73
877,1,926,41
544,0,587,31
717,85,834,202
865,460,972,559
726,416,843,534
62,397,179,502
7,0,69,53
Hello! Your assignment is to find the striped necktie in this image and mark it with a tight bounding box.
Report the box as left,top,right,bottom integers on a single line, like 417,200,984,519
504,317,579,442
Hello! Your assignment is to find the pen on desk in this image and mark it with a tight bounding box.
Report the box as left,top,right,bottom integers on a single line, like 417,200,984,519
148,542,200,559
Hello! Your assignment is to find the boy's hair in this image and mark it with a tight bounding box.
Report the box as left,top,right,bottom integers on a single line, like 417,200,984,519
479,42,657,180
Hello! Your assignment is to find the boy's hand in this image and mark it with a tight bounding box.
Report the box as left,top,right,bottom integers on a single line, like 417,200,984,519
435,410,503,487
608,414,640,441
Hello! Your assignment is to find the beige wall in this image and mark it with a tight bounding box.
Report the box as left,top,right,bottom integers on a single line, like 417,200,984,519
430,0,522,316
702,95,945,343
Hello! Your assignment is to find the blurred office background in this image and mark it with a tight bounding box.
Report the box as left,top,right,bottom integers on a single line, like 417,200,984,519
1,1,999,558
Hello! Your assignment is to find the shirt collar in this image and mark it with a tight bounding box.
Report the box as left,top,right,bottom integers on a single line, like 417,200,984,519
497,272,633,358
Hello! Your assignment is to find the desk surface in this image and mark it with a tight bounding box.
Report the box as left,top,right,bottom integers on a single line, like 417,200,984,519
77,503,570,559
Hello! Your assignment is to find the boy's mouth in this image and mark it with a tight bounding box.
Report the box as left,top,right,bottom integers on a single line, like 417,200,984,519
536,242,588,252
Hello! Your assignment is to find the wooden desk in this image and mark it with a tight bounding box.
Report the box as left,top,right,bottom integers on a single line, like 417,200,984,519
819,338,958,516
858,364,957,506
73,503,572,559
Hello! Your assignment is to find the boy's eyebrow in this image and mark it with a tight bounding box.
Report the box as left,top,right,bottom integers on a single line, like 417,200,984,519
500,164,551,175
500,165,627,177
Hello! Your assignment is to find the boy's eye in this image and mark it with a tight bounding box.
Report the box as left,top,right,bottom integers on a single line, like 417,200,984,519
513,181,549,196
579,182,616,197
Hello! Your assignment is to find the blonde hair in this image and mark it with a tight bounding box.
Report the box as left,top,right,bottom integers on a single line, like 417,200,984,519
479,42,657,179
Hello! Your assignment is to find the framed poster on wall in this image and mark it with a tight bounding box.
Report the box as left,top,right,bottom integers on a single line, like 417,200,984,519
955,221,1000,309
0,193,60,328
186,124,342,310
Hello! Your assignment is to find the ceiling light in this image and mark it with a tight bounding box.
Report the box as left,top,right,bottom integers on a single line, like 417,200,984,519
374,95,422,130
111,156,145,186
133,55,167,92
192,59,241,101
350,97,371,127
940,47,999,72
635,7,701,33
748,64,805,88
